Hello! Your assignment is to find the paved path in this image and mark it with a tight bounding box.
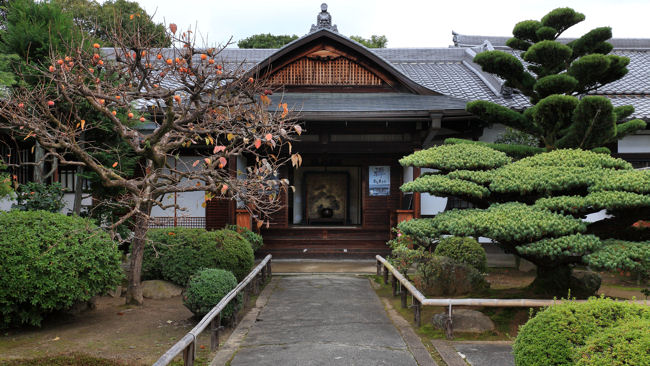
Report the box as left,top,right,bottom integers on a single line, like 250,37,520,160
227,275,419,366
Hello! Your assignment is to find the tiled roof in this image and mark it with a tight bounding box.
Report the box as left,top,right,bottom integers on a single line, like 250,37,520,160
268,92,468,114
120,31,650,119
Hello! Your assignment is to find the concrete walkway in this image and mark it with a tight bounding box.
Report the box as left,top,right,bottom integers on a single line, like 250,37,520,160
223,275,419,366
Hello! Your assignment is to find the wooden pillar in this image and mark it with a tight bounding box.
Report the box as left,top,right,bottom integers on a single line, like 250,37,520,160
413,166,421,219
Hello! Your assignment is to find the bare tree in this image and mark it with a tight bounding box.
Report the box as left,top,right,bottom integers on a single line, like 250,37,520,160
0,22,301,305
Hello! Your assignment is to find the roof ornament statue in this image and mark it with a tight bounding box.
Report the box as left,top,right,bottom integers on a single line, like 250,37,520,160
310,3,338,33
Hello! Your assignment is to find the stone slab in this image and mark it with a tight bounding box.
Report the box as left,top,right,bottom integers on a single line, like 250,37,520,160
454,342,515,366
227,275,417,366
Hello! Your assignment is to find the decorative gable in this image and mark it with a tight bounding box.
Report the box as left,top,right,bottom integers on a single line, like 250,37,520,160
269,51,383,86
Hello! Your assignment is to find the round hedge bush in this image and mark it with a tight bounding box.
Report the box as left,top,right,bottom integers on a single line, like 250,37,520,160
0,211,122,328
226,224,263,252
513,297,650,366
575,317,650,366
213,229,255,281
144,228,254,285
183,268,240,318
434,236,487,272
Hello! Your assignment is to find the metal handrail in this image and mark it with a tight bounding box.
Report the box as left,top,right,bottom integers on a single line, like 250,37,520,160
153,254,272,366
376,255,648,336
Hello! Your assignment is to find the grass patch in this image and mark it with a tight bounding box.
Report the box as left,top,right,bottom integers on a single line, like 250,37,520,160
370,274,530,342
0,353,123,366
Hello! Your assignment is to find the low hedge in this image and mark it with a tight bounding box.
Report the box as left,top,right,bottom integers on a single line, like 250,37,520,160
0,211,122,328
225,224,264,252
513,297,650,366
576,317,650,366
183,268,240,318
434,236,487,272
144,228,254,285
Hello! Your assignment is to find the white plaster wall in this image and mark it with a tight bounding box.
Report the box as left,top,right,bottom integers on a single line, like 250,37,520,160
617,135,650,153
479,124,506,143
150,156,205,218
0,196,15,211
403,166,413,183
60,193,92,215
419,168,448,215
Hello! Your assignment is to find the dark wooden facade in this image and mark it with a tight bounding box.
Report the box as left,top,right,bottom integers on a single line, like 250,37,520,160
205,29,470,258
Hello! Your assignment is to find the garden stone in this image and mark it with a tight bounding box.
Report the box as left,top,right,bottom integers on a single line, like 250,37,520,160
570,270,601,298
107,285,122,298
142,280,183,299
416,258,488,296
66,296,98,315
432,309,495,333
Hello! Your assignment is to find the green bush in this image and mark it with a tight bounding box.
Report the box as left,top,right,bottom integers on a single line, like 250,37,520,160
183,268,240,318
225,224,264,252
144,228,254,285
434,236,487,272
414,254,488,296
0,211,122,328
513,297,650,366
213,229,255,281
575,317,650,366
12,182,65,212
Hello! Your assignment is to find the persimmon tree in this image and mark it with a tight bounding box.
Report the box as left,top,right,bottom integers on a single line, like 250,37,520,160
0,22,302,305
398,144,650,295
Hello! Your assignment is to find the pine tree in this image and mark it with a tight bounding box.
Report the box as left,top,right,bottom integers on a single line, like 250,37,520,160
467,8,646,150
398,143,650,295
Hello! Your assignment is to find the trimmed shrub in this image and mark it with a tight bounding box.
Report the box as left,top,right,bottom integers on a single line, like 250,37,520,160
226,224,264,252
183,268,240,318
144,228,254,285
0,211,122,327
213,229,255,281
575,317,650,366
414,255,489,296
513,297,650,366
434,236,487,272
12,182,65,212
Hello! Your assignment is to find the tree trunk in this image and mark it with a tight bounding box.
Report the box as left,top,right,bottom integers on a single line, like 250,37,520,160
529,264,601,298
529,265,572,297
125,212,149,305
72,167,83,215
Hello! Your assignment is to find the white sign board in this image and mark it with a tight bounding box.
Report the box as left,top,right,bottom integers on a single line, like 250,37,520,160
369,166,390,196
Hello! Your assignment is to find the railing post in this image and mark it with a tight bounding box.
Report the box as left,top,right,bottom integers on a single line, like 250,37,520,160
376,260,381,276
383,265,388,284
391,274,397,297
261,263,267,282
183,341,195,366
401,289,407,309
413,298,421,327
210,313,222,351
267,260,272,278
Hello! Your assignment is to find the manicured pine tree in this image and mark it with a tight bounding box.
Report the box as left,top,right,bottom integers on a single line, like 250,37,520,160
398,144,650,295
466,7,646,151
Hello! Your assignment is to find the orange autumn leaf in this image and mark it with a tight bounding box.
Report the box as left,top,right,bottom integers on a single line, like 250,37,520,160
221,184,228,194
112,162,118,168
254,139,261,149
80,120,86,130
213,145,226,154
218,156,227,168
204,158,211,165
265,133,273,141
169,23,177,34
192,160,200,167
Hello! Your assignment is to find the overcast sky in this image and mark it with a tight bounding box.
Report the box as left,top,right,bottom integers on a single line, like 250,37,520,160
131,0,650,48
